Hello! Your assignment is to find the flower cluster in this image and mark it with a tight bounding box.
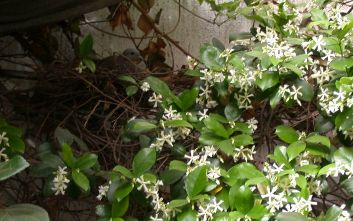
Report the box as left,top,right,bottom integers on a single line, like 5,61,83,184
52,166,70,195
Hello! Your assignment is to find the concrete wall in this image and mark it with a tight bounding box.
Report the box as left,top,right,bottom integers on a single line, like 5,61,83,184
81,0,252,68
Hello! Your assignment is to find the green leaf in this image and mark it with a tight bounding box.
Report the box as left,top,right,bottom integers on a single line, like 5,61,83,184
0,155,29,181
126,119,157,134
334,147,353,166
212,37,225,51
60,143,75,168
295,79,314,102
115,183,134,202
74,153,97,170
224,102,241,121
247,204,268,219
144,76,175,99
256,72,279,91
82,58,96,73
218,139,234,155
323,205,343,221
323,37,342,54
160,168,184,185
338,21,353,40
306,134,330,148
282,63,303,76
229,185,254,213
335,108,353,131
318,163,335,176
164,120,193,128
126,85,138,97
200,44,224,71
185,166,207,197
168,199,189,208
55,127,74,146
112,196,129,218
132,148,156,177
79,34,93,58
176,88,199,111
204,116,228,138
272,145,290,168
185,69,203,77
118,75,137,85
341,177,353,195
226,163,264,186
0,204,49,221
231,134,254,147
170,160,187,172
72,169,90,191
270,87,281,108
229,32,252,42
287,141,306,161
330,58,353,71
276,212,309,221
177,208,197,221
113,165,133,178
275,125,299,144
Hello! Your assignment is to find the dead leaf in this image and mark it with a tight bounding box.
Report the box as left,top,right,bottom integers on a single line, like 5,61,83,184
137,14,153,35
138,0,155,12
156,37,166,49
110,4,133,30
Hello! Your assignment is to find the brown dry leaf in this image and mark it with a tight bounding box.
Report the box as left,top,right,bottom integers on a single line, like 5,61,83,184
156,37,166,49
137,14,153,35
110,4,133,30
138,0,155,12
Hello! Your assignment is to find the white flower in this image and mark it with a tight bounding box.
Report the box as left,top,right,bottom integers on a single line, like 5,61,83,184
52,166,70,195
163,106,182,120
140,82,150,92
198,109,209,121
207,166,221,183
261,186,287,213
97,183,110,200
148,93,163,108
233,145,256,162
290,85,303,106
312,35,326,52
0,132,9,147
0,148,9,162
246,118,258,133
150,214,163,221
184,150,200,166
204,145,217,157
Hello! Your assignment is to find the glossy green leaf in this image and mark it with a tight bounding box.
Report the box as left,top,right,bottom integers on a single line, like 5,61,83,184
0,155,29,181
295,79,314,102
200,44,224,71
229,185,254,213
115,183,134,202
256,72,279,91
126,119,157,134
224,102,241,121
118,75,137,85
164,120,193,128
275,125,299,144
185,166,207,197
82,58,96,73
145,76,175,99
72,169,90,191
330,58,353,71
74,153,97,170
204,116,228,138
323,205,343,221
132,148,156,176
287,141,306,161
112,196,129,218
60,143,75,168
177,208,197,221
79,34,93,58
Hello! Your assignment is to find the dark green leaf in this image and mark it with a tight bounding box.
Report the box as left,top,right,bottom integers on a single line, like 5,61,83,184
256,72,279,91
204,116,228,138
185,166,207,197
132,148,156,177
79,34,93,58
126,85,138,97
145,76,175,99
200,44,224,71
112,196,129,218
330,58,353,71
224,103,241,121
74,153,97,170
177,208,197,221
295,79,314,102
115,183,134,202
323,205,343,221
60,143,75,168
